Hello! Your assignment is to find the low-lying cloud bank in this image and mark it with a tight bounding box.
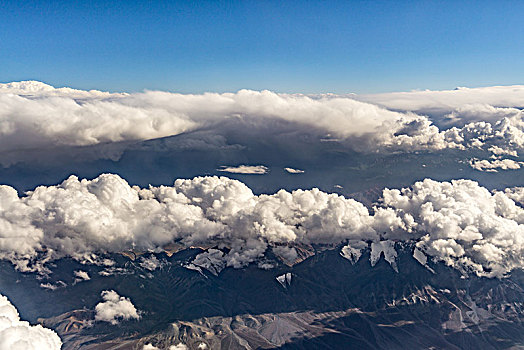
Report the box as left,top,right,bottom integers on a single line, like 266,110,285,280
0,293,62,350
0,174,522,277
0,81,523,166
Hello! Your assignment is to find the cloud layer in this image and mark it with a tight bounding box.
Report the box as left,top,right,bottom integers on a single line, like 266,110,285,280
356,85,524,121
0,81,415,152
0,293,62,350
0,173,522,277
2,81,523,168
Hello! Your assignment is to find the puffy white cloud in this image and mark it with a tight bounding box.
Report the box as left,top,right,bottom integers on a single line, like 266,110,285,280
377,179,524,277
447,113,524,154
0,85,194,156
469,158,524,172
0,173,522,277
356,86,524,161
0,293,62,350
94,290,139,325
504,187,524,206
218,165,269,174
0,173,373,271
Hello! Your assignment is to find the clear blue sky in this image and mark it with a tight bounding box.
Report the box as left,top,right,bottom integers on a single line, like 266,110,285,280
1,0,523,93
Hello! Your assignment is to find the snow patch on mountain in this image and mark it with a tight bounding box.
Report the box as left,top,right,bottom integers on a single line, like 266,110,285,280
276,273,292,288
370,240,398,272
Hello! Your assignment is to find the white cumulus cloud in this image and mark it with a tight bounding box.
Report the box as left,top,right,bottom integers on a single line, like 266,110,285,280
376,179,524,277
469,158,524,172
0,173,522,277
94,290,139,325
0,293,62,350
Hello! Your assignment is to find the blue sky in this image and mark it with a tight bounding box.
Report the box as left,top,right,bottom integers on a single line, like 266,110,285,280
1,0,523,93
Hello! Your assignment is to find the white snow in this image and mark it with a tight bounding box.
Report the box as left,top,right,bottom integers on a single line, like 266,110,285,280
370,241,398,272
276,273,292,288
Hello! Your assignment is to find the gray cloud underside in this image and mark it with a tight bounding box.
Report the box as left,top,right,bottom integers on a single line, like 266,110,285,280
0,81,523,167
0,174,522,278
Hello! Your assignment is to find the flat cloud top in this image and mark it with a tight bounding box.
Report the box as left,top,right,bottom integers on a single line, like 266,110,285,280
0,81,522,169
0,173,521,278
356,85,524,116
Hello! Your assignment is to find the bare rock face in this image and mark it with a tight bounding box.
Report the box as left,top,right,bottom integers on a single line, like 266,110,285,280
3,245,524,350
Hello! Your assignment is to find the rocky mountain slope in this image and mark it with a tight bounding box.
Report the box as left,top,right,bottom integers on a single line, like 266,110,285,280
1,244,522,349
